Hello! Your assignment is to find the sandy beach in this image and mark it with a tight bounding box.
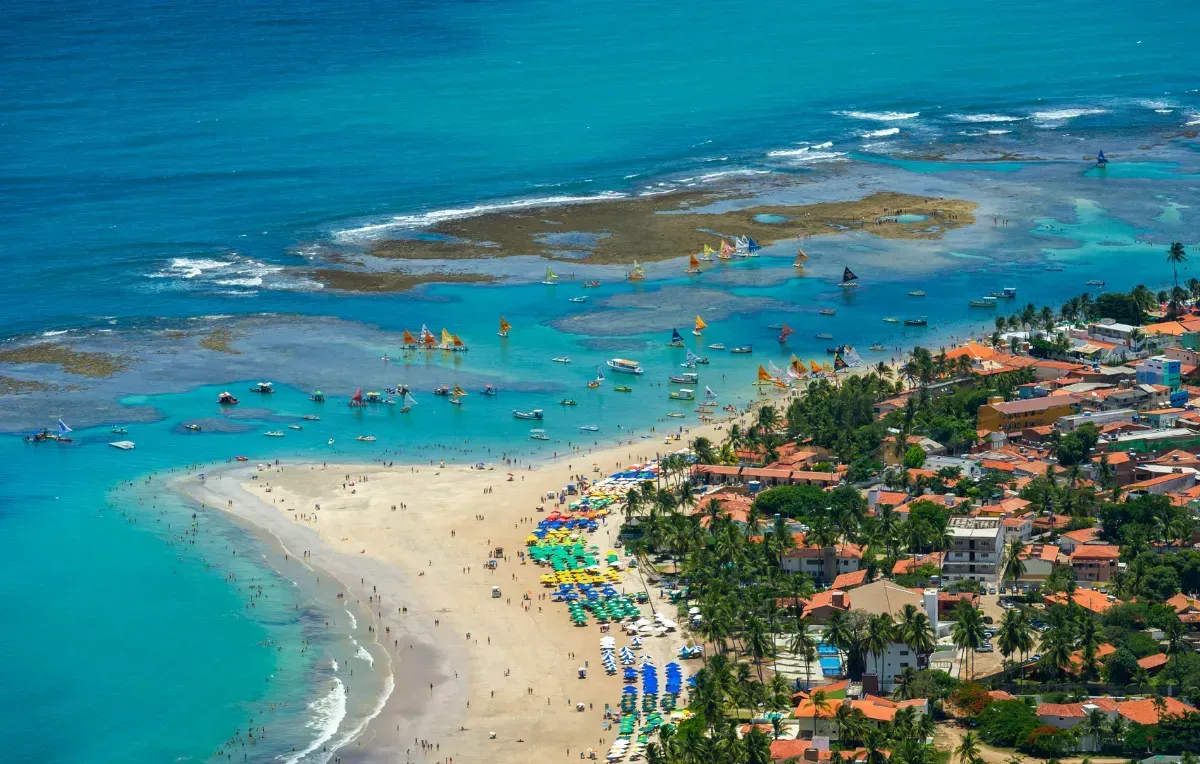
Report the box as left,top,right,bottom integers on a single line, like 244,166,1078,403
179,420,733,763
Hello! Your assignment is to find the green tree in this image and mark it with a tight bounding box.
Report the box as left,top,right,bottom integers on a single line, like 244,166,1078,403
955,730,983,764
903,445,927,469
1168,242,1188,290
951,601,987,680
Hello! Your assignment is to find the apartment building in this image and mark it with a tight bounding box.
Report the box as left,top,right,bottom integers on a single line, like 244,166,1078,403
942,517,1004,583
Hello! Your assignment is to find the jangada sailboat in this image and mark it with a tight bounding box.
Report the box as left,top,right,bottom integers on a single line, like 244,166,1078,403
402,329,418,349
400,391,417,413
666,328,685,347
717,240,734,260
588,366,605,389
497,316,512,338
541,265,559,285
699,244,716,262
839,266,859,288
685,254,702,274
793,247,808,268
778,323,794,343
626,261,645,280
692,316,707,336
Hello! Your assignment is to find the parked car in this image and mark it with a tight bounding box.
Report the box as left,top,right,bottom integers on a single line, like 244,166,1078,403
976,643,994,652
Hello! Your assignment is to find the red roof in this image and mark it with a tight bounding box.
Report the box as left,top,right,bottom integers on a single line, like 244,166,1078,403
1039,702,1087,718
1116,697,1197,725
1069,544,1121,561
1061,527,1100,544
1138,653,1169,671
831,569,868,590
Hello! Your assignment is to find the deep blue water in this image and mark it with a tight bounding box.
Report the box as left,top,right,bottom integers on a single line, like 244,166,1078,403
3,0,1200,761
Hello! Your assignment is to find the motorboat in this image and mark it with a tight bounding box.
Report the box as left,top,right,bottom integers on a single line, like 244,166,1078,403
578,424,599,432
606,358,644,374
668,388,696,400
529,429,550,440
568,296,587,303
513,409,544,420
1086,279,1106,287
908,290,926,297
969,297,997,307
668,412,685,418
559,399,577,406
708,343,725,351
669,373,698,384
433,385,451,396
288,424,303,430
309,390,325,402
553,356,572,364
882,317,900,323
217,391,239,405
614,386,633,392
819,309,836,316
235,455,249,461
185,423,201,432
581,280,601,288
904,317,928,326
303,414,321,421
869,344,888,351
815,333,833,340
729,346,752,354
990,287,1018,298
264,431,284,437
480,385,498,396
356,435,376,442
111,426,128,434
1045,265,1064,272
250,381,274,394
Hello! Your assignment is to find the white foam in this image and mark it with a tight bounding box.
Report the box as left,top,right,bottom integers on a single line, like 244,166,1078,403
333,192,627,242
328,673,395,758
331,659,338,672
835,110,919,122
282,679,346,764
697,169,771,182
1139,99,1176,110
948,113,1024,123
214,277,265,288
344,608,357,630
146,257,233,279
987,129,1013,135
767,145,847,164
859,127,900,138
1156,109,1174,114
41,329,69,337
1185,114,1200,126
1031,108,1107,121
354,643,375,667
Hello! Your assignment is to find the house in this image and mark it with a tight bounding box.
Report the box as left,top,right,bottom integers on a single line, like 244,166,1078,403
977,395,1079,434
1069,544,1121,583
1037,696,1199,751
1137,653,1169,673
1056,409,1137,433
1002,515,1033,544
1067,643,1117,675
770,740,830,763
1100,383,1171,412
1015,543,1060,581
936,591,980,618
1125,471,1199,497
793,694,928,739
781,542,864,584
801,589,853,622
942,517,1004,583
1141,407,1189,428
892,552,945,576
1093,450,1135,485
1057,527,1101,554
1136,356,1183,391
850,582,943,690
1165,593,1200,625
692,464,743,485
1044,589,1116,614
831,569,868,591
1032,359,1087,381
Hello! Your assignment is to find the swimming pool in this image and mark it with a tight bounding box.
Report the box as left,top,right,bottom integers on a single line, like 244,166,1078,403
819,657,843,675
817,643,838,656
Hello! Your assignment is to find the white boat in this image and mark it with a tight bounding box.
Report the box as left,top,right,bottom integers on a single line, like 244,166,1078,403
108,440,135,450
579,425,599,432
303,414,321,421
288,424,303,430
185,423,201,431
541,265,559,285
708,343,725,350
264,431,284,437
356,435,376,442
513,409,544,420
568,296,587,303
250,381,275,393
1086,279,1105,286
328,437,335,445
606,358,644,375
529,429,550,440
670,372,699,384
111,426,127,434
552,356,572,363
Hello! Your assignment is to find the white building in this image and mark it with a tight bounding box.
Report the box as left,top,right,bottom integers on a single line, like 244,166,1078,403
942,517,1004,583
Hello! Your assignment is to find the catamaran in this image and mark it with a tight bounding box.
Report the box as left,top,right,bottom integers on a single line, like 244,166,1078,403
606,358,644,374
708,343,725,351
839,267,859,288
815,332,833,340
497,317,512,338
699,244,716,262
667,328,685,347
541,266,559,285
356,435,377,442
109,440,135,450
264,430,284,437
626,261,646,281
685,254,702,274
692,316,707,336
552,356,571,363
778,323,794,343
513,409,544,420
288,424,303,430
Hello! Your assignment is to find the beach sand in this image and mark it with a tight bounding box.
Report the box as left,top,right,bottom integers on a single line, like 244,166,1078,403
179,423,731,763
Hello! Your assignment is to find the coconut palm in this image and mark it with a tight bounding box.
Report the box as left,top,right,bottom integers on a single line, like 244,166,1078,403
864,612,896,678
898,603,936,664
996,608,1034,678
950,601,986,679
955,730,983,764
808,689,829,738
790,623,818,690
1002,538,1027,591
1168,241,1188,290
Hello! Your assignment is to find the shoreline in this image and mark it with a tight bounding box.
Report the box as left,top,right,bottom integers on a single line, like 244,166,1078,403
174,415,734,763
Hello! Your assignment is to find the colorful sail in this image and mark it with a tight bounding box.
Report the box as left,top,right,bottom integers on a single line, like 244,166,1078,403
778,323,794,343
694,315,707,331
841,267,858,283
1097,150,1107,165
702,244,716,257
545,265,558,280
57,419,72,435
795,247,808,261
689,254,701,268
704,385,717,399
451,334,465,348
768,360,785,378
683,349,699,367
757,365,772,382
452,384,467,396
420,324,436,345
499,317,512,333
834,353,848,371
628,261,645,280
351,387,363,403
809,359,822,374
403,329,417,345
718,240,735,258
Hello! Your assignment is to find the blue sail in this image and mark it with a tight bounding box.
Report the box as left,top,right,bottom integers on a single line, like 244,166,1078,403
670,328,684,342
1097,150,1107,164
596,366,605,381
747,237,760,252
57,419,72,435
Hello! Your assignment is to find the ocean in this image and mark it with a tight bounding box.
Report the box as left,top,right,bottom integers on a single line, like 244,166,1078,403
2,0,1199,760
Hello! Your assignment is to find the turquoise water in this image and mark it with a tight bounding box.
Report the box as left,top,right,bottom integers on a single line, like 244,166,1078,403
4,0,1200,760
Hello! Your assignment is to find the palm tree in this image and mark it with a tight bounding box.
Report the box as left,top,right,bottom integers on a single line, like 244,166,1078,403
951,601,986,679
898,603,936,665
808,689,829,738
1002,538,1027,591
1168,241,1188,290
823,609,853,654
996,608,1033,678
790,621,818,689
745,616,774,683
691,436,718,465
955,731,983,764
864,612,896,678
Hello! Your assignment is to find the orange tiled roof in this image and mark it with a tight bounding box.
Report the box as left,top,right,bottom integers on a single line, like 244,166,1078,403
831,569,868,590
1061,527,1100,544
1038,702,1086,718
1138,653,1169,671
1116,697,1197,725
1045,589,1115,613
892,552,945,575
1070,544,1121,560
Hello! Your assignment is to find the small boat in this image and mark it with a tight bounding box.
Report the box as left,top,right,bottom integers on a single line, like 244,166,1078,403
513,409,544,420
607,358,643,374
669,388,696,400
869,344,888,351
1097,149,1108,167
264,431,284,437
666,328,685,347
529,429,550,440
819,308,836,316
109,440,135,450
236,455,248,462
1045,265,1064,272
356,435,376,442
668,412,686,418
497,316,512,338
327,437,334,445
111,426,127,434
908,290,925,297
1086,279,1106,286
364,391,383,403
381,354,389,362
692,316,707,336
552,356,572,364
288,424,303,430
778,323,794,343
708,343,725,351
579,424,599,432
695,407,714,414
250,381,274,394
399,391,417,413
685,254,703,274
588,366,605,389
218,391,239,405
695,356,710,364
303,414,321,421
815,333,833,340
793,247,808,268
882,317,900,323
433,385,451,396
559,399,577,406
670,373,699,384
729,345,752,354
348,387,368,407
541,265,559,285
904,317,928,326
766,324,783,330
990,287,1018,298
448,395,463,406
839,266,859,288
614,386,633,392
480,385,498,396
699,244,716,262
185,423,201,432
309,390,325,402
581,280,601,288
568,296,587,303
626,261,646,281
968,297,997,307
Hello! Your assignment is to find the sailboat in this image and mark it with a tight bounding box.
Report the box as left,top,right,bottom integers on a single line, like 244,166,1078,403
349,387,366,407
55,419,73,442
588,366,605,389
400,391,417,413
746,237,761,255
793,247,809,268
402,329,418,349
541,265,559,285
451,333,467,352
839,267,859,288
755,365,773,386
497,317,512,338
420,324,437,348
733,236,750,257
1097,150,1108,168
685,254,702,274
778,323,794,343
704,385,718,402
627,261,646,281
717,240,734,260
809,359,822,375
682,349,699,368
833,352,849,372
667,328,685,347
439,328,455,350
452,384,468,397
699,244,716,262
692,316,707,336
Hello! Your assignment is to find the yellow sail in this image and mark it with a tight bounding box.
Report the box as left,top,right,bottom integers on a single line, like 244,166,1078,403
757,365,772,382
499,317,512,333
702,244,716,255
545,265,557,280
695,315,708,331
440,328,453,345
452,384,467,396
809,360,822,374
403,329,416,345
822,362,834,372
795,247,808,260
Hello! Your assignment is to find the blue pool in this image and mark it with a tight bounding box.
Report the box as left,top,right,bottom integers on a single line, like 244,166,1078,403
819,657,843,675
